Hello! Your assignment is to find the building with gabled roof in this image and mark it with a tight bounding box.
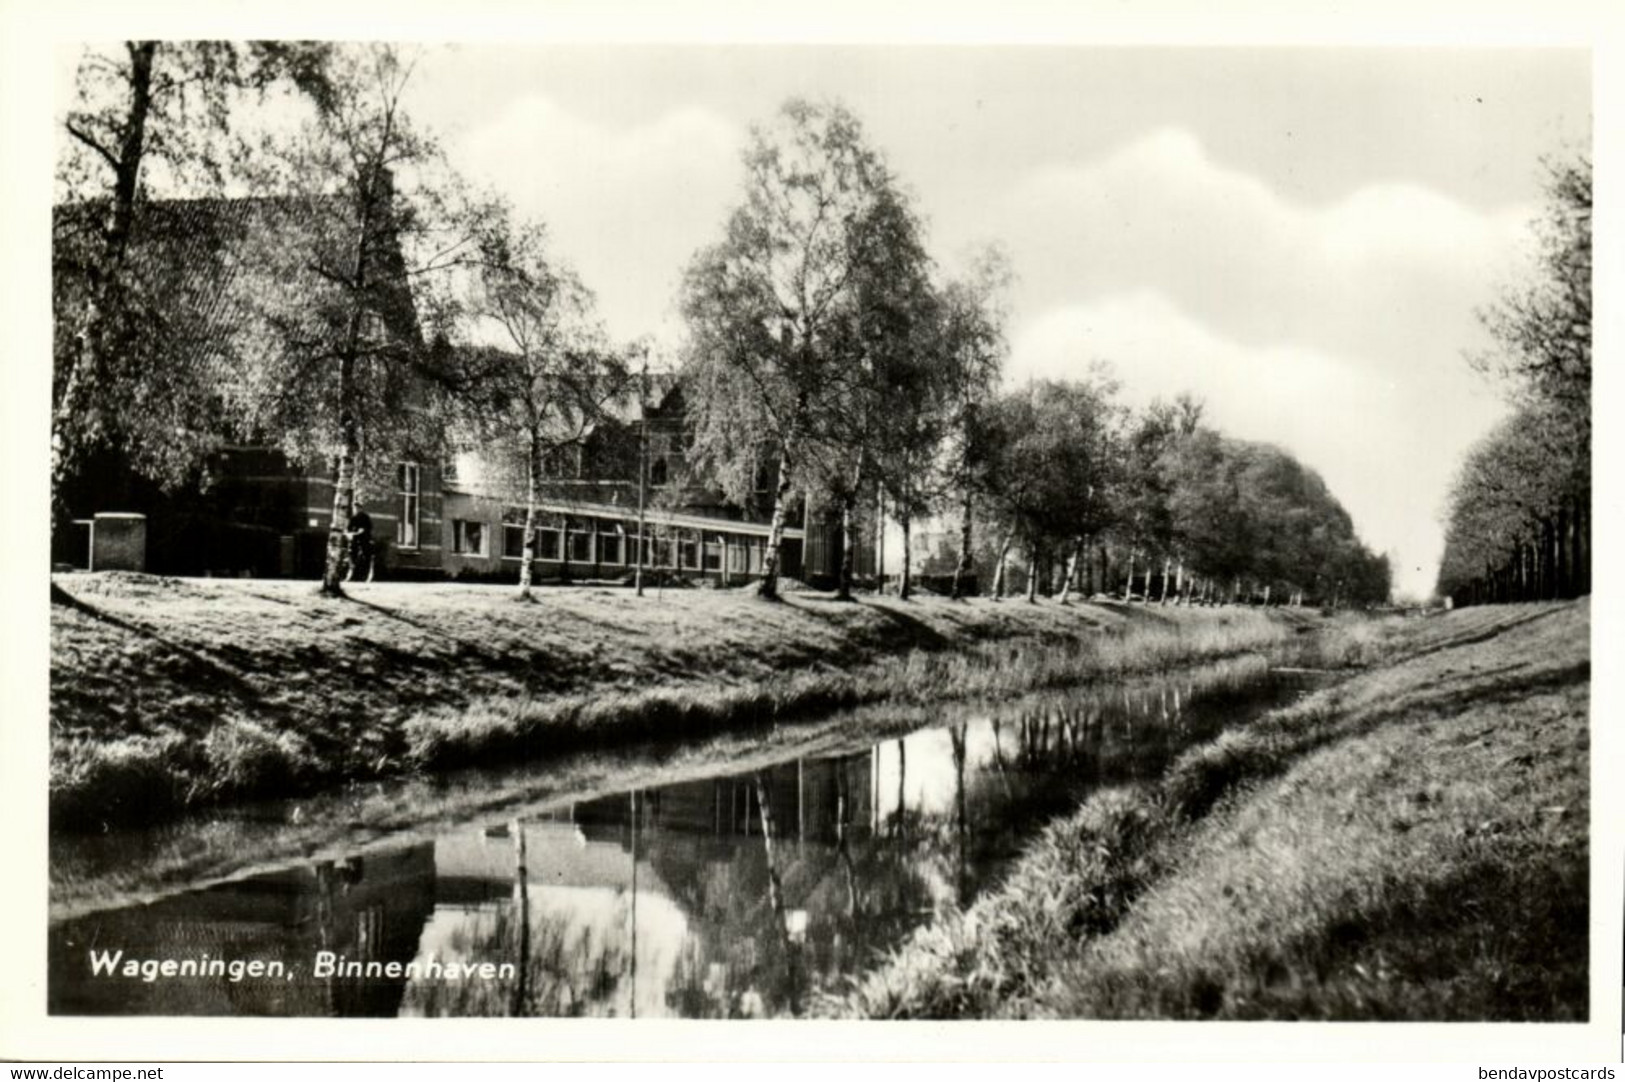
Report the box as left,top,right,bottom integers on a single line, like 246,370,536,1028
54,195,872,586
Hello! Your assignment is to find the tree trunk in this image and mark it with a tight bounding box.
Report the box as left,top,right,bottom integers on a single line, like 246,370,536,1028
899,511,914,600
319,140,394,600
1556,503,1570,598
53,41,158,506
1058,539,1083,605
990,529,1015,600
517,436,540,601
1541,516,1555,600
873,487,886,596
320,353,358,596
951,485,975,599
1122,546,1137,602
894,739,907,838
634,372,648,598
510,819,529,1016
1026,539,1039,603
758,440,795,600
836,487,857,601
1575,495,1589,596
559,513,575,585
836,456,864,601
1158,556,1171,604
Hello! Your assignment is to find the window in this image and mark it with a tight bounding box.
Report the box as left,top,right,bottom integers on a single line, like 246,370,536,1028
748,540,764,574
568,528,594,564
631,533,657,568
649,458,668,487
728,537,750,574
703,536,723,572
502,509,528,560
678,531,699,570
599,524,625,566
537,528,563,561
397,464,420,548
452,519,487,557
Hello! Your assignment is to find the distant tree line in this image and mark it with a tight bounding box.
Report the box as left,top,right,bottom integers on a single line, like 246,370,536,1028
680,100,1390,607
1437,155,1590,606
54,46,1388,607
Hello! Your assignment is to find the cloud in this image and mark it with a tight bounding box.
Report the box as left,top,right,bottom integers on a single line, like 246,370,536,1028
989,129,1538,598
455,96,746,350
1009,292,1507,600
994,127,1536,376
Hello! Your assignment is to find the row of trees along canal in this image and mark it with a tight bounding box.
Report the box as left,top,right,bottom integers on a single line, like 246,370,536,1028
53,43,1390,608
1436,155,1591,607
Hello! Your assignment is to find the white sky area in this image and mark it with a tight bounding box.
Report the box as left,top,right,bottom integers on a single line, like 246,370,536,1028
398,45,1588,600
55,44,1591,599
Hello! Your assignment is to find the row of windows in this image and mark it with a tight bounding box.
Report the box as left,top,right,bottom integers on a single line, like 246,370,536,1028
391,444,774,555
450,514,767,574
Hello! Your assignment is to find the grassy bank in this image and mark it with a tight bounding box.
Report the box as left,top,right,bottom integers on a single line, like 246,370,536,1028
50,572,1330,830
828,600,1589,1020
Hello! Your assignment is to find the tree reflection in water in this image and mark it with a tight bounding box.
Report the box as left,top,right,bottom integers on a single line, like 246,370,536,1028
53,653,1303,1020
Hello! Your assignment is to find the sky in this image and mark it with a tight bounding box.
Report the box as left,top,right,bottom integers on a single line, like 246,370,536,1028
48,41,1592,599
390,44,1589,600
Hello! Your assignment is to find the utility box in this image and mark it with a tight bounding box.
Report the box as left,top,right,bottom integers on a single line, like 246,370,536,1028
90,513,147,572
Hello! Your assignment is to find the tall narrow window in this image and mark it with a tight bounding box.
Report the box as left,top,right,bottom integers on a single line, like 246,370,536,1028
502,507,528,560
599,523,625,566
398,464,420,549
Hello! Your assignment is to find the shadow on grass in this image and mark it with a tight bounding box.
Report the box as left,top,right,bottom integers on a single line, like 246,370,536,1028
1091,600,1180,627
1164,658,1591,823
1397,606,1570,664
50,582,284,722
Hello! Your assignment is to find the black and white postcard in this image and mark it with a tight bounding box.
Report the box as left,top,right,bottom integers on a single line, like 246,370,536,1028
2,0,1617,1064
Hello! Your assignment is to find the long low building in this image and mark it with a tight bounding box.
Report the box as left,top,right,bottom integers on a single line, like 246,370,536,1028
52,193,870,588
437,483,808,585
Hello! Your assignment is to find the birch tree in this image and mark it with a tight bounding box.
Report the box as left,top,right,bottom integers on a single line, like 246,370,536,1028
229,44,481,595
454,209,629,601
938,246,1012,599
680,98,902,600
819,185,941,600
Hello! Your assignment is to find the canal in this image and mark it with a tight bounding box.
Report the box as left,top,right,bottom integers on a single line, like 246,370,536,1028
48,652,1327,1017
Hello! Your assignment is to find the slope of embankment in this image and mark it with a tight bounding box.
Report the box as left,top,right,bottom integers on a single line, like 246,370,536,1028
49,572,1331,830
831,600,1589,1021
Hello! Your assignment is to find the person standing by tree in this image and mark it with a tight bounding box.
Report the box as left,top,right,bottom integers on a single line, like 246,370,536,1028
345,507,375,583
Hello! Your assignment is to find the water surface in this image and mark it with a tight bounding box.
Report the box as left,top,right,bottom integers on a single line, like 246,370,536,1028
49,656,1324,1017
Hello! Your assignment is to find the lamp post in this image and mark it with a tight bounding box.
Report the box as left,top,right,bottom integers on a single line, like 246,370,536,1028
635,347,649,598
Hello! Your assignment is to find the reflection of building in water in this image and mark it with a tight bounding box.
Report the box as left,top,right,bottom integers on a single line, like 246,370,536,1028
406,817,688,1019
50,657,1294,1019
573,750,876,849
405,751,897,1019
49,845,436,1016
572,752,899,1018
